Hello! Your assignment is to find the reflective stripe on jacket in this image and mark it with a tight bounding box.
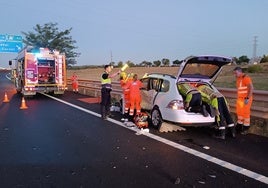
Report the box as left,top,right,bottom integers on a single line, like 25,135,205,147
236,74,252,98
101,72,112,89
178,83,198,96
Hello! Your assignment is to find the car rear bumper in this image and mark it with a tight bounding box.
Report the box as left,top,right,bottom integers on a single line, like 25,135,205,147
162,108,215,125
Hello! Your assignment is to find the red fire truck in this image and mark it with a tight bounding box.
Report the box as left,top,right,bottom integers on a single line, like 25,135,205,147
12,46,67,96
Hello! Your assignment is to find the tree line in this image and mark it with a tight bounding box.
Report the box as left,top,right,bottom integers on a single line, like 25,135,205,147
22,22,268,68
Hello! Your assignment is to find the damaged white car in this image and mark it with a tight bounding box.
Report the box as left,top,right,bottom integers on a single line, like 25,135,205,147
140,55,232,131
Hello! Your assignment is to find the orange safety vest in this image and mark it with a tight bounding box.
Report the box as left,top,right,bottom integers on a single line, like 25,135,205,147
236,74,252,99
120,78,131,113
125,79,142,115
236,74,253,126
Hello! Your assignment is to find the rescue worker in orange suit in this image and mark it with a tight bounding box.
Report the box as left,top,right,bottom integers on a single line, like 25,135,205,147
119,71,131,120
71,72,79,93
233,67,254,135
100,64,120,120
177,83,210,117
124,74,143,118
197,84,235,139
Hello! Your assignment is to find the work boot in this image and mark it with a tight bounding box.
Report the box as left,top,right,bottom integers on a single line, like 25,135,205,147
229,126,236,138
226,123,236,138
241,126,250,135
235,123,243,133
107,112,114,118
100,105,107,120
121,113,129,122
213,128,225,140
106,106,115,118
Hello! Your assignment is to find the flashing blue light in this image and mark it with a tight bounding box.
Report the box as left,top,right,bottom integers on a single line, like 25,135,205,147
34,53,42,58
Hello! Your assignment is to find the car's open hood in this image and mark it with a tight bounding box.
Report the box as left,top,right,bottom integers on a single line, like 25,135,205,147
177,55,232,83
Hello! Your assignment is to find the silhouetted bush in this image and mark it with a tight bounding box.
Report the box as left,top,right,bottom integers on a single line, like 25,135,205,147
247,65,263,73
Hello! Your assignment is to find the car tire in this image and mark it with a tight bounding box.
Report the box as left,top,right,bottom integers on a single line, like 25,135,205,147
150,106,163,129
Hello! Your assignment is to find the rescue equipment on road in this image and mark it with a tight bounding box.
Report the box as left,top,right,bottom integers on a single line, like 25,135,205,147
133,112,149,128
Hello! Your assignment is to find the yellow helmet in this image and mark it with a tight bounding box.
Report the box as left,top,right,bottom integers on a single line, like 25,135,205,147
120,71,127,79
128,73,134,78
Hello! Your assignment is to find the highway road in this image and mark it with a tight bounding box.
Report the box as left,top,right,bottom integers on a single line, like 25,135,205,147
0,70,267,188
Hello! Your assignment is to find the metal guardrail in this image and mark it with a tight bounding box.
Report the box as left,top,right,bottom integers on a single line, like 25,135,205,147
218,87,268,102
68,79,123,99
67,79,268,119
218,87,268,119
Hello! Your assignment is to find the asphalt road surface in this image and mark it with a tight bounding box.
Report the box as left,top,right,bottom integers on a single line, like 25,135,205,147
0,70,267,188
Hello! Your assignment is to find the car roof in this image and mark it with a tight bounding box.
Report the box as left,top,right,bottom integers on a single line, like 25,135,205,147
142,73,176,80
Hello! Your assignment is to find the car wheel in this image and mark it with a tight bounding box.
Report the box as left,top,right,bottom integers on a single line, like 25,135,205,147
151,106,163,129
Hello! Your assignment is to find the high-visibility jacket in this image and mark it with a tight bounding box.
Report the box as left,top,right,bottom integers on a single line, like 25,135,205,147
197,85,223,108
124,79,142,115
100,72,112,107
101,72,112,89
120,78,131,113
197,84,233,126
178,83,199,103
236,74,252,98
236,74,253,126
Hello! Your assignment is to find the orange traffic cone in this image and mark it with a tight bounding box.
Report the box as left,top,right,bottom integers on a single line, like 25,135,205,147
20,97,28,109
3,92,10,103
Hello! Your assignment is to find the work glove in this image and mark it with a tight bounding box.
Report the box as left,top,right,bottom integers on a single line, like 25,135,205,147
244,98,249,105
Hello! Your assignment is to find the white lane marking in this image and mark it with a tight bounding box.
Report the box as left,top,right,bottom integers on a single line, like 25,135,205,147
43,93,268,185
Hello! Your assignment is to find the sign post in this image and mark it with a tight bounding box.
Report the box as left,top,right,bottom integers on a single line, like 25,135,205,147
0,34,23,53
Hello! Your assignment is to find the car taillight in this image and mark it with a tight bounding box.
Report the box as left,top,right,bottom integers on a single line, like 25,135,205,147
166,100,184,110
25,87,34,91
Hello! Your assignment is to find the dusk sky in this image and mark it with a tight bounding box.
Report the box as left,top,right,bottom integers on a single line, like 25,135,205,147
0,0,267,68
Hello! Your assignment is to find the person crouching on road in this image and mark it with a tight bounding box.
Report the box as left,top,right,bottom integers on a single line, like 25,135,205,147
197,84,235,139
233,67,254,135
100,64,120,120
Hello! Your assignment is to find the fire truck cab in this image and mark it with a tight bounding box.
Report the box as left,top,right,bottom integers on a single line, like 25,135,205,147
12,46,67,96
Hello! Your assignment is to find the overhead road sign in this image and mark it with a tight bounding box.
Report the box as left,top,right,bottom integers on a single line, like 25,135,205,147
0,34,23,53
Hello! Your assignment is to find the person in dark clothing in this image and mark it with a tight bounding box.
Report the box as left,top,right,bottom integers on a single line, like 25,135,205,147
197,84,236,139
100,64,120,120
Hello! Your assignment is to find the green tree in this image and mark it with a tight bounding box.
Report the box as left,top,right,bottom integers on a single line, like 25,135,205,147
22,22,80,66
172,59,182,66
162,58,170,66
140,61,152,67
126,60,135,67
153,60,161,67
260,55,268,63
237,55,250,64
117,61,123,67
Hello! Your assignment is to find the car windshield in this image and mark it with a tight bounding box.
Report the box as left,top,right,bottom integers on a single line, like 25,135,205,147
180,63,220,79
